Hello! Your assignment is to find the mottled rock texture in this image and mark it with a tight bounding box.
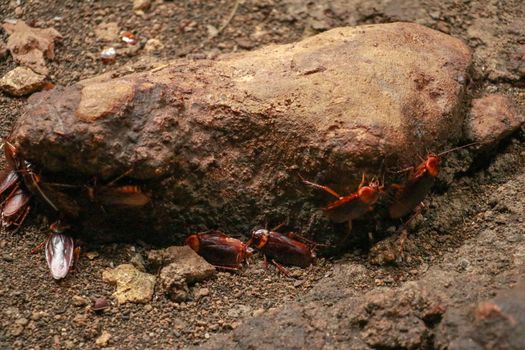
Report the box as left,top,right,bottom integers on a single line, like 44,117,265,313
465,94,524,148
10,23,473,241
102,264,156,304
2,21,61,76
0,67,46,96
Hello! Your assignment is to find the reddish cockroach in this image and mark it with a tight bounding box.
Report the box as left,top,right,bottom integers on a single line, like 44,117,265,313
302,174,383,231
247,228,316,275
388,142,477,219
93,185,150,207
86,171,150,208
186,231,253,271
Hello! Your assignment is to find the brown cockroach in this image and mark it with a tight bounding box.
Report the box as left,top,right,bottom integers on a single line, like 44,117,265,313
247,228,316,275
186,231,253,271
1,187,31,230
388,142,477,219
1,142,80,220
302,174,383,231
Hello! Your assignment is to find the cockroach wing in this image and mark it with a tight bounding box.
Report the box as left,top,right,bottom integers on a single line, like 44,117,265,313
45,233,75,280
0,169,19,196
2,189,30,216
38,183,81,218
99,188,151,207
323,195,369,223
388,174,435,219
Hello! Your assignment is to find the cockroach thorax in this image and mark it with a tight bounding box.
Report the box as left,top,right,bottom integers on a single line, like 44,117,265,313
425,155,440,177
186,235,200,252
358,183,381,204
251,229,269,249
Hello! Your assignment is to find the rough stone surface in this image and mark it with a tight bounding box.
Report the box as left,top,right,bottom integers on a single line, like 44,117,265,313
436,281,525,350
2,21,62,75
102,264,156,304
10,23,472,241
158,264,191,302
282,0,524,82
357,283,445,349
465,94,524,148
147,246,216,283
0,67,46,97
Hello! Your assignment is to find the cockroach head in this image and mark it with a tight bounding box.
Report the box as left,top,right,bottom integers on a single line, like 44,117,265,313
185,234,200,253
425,155,440,177
250,229,269,249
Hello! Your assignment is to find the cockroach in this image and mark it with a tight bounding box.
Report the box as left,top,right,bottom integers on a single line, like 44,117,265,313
1,187,31,231
86,170,150,208
247,229,316,275
388,142,477,219
186,231,253,271
302,174,383,231
1,142,80,219
41,222,77,280
92,185,150,207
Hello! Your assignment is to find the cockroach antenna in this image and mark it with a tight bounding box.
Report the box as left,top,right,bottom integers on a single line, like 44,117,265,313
436,141,479,157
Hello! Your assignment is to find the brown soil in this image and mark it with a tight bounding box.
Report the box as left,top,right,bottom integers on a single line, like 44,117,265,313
0,1,524,349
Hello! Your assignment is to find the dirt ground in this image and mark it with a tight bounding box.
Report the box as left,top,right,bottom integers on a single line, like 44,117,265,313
0,0,524,349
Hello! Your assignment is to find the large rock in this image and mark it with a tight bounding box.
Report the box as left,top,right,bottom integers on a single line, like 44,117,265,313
9,23,472,241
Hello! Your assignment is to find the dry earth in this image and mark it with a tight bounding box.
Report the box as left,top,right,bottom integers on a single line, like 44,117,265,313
0,1,524,350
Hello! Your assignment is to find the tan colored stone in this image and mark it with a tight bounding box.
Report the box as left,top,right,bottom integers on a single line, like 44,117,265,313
133,0,151,11
0,66,46,96
102,264,155,304
465,94,524,147
76,81,134,122
148,246,216,283
2,21,62,75
95,330,111,347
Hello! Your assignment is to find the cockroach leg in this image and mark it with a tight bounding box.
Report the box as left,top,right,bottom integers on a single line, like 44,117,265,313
214,265,242,273
31,236,48,254
286,231,327,249
300,175,342,199
10,204,31,233
271,223,286,232
271,259,290,277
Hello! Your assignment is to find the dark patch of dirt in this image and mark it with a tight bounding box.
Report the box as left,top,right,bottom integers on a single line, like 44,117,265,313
0,0,524,349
